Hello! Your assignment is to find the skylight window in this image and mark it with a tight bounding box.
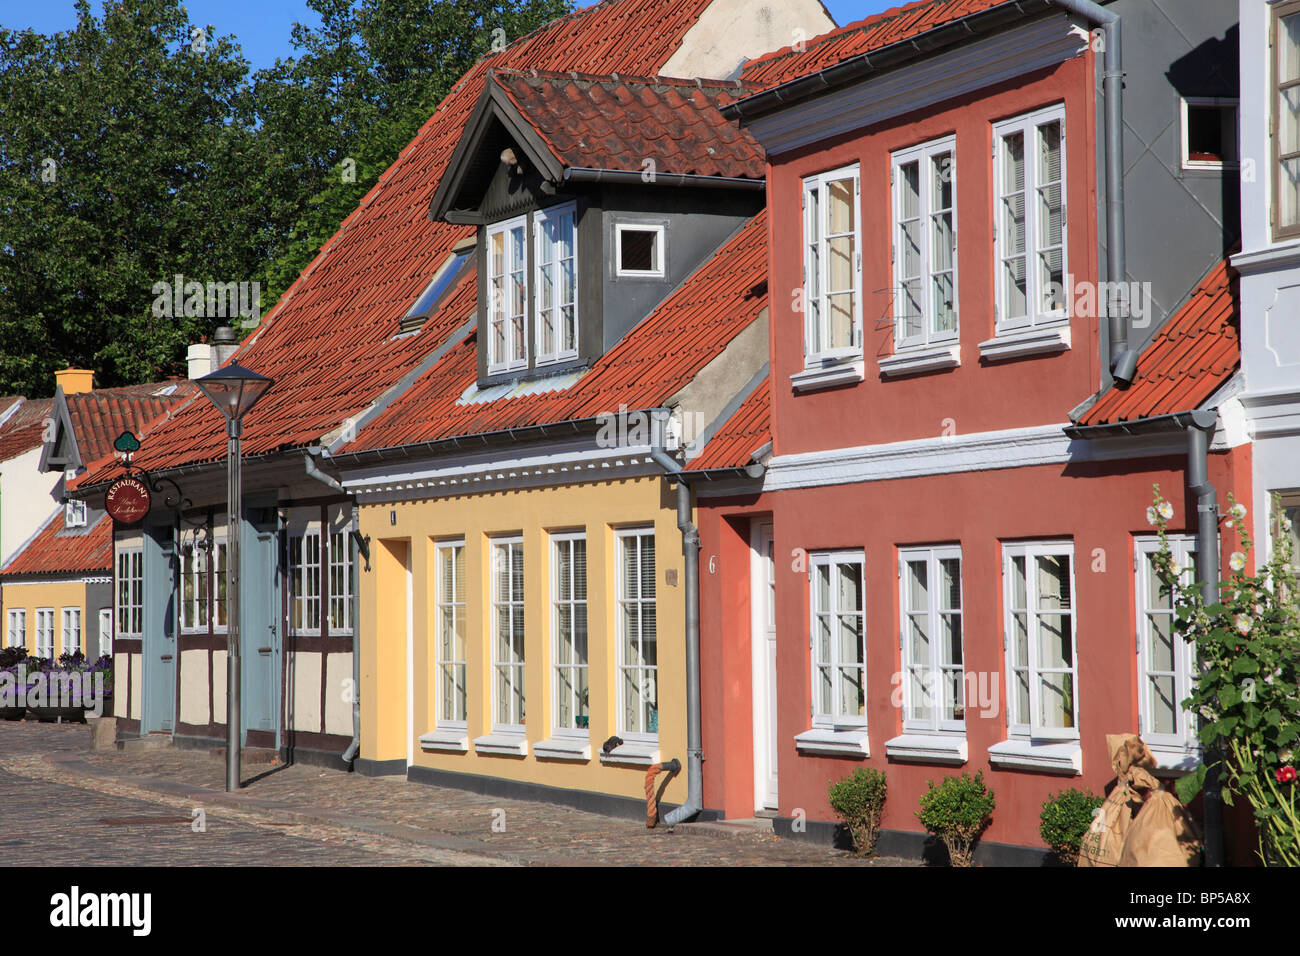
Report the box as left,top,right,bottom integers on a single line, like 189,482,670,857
400,247,474,333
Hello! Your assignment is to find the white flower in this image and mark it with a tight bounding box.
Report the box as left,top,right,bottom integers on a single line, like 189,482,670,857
1229,552,1246,572
1159,501,1175,521
1146,506,1160,526
1285,518,1294,533
1225,520,1234,529
1236,613,1254,635
1200,705,1216,721
1283,749,1294,764
1255,603,1265,616
1230,503,1247,520
1265,673,1276,685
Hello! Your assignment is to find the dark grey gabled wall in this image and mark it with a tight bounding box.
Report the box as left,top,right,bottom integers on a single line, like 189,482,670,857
1096,0,1239,374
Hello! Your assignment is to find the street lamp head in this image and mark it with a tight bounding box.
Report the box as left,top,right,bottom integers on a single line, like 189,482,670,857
195,362,274,426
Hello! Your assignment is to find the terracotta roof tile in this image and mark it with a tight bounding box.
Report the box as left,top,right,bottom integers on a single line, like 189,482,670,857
65,382,196,464
340,211,768,453
0,398,53,462
78,0,719,489
1077,259,1240,427
1,510,111,577
686,377,770,471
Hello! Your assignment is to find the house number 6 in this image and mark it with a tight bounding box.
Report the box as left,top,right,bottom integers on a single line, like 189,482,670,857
709,556,717,574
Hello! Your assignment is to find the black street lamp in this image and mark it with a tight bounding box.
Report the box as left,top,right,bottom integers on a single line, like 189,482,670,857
195,358,273,792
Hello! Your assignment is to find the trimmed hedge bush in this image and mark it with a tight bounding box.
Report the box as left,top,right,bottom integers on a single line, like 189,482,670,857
828,767,887,855
1040,788,1103,866
916,771,995,867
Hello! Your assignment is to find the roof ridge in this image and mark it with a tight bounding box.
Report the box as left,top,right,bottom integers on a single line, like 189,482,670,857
491,65,752,91
742,0,956,72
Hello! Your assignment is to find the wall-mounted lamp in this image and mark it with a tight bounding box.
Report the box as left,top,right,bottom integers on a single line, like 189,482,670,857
350,529,372,572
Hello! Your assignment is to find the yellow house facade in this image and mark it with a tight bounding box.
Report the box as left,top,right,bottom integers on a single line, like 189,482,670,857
354,474,689,810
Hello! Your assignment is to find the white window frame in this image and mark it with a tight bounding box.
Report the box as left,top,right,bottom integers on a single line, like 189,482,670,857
550,531,589,737
1002,540,1078,741
1180,97,1239,171
7,609,25,649
35,607,54,659
327,528,353,635
435,539,467,729
491,536,526,734
288,528,322,636
97,608,112,659
993,104,1068,333
892,136,959,350
64,498,87,528
61,607,81,657
809,549,867,730
614,222,665,278
180,533,217,634
1135,536,1199,754
486,214,529,374
801,164,863,365
534,202,579,365
898,546,965,735
616,528,657,740
115,546,143,638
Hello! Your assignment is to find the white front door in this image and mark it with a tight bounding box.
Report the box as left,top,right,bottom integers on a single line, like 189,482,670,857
752,521,778,812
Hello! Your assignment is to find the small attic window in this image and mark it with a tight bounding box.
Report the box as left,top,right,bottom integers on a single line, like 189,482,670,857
1182,97,1239,169
65,498,86,528
400,245,474,333
616,223,665,278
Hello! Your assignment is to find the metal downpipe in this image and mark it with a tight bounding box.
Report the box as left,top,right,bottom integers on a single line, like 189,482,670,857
649,413,703,826
1050,0,1136,385
1187,413,1224,867
341,507,363,766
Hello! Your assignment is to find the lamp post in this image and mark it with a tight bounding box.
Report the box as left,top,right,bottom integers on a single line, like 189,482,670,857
195,359,273,792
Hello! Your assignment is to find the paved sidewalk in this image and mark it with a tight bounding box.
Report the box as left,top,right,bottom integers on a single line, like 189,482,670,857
0,720,914,867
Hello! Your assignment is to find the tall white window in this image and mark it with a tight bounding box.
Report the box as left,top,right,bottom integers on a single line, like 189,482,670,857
534,203,578,365
1274,1,1300,237
6,609,25,649
1004,542,1077,739
893,138,957,349
35,608,54,659
899,547,964,733
180,537,210,632
487,215,528,373
617,530,657,736
802,165,861,363
492,537,526,730
289,530,322,635
61,607,81,657
97,608,112,658
435,540,467,726
810,550,866,727
552,533,588,734
1135,536,1198,753
115,546,143,638
328,531,353,633
994,105,1067,331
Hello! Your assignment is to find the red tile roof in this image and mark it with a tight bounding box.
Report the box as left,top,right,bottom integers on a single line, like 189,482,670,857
686,376,770,471
78,0,721,489
1,510,111,577
739,0,1016,91
340,212,768,453
490,69,765,180
0,398,53,462
1076,259,1240,427
65,382,195,465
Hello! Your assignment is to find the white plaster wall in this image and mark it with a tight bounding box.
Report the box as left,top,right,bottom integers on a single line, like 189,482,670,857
212,649,227,725
324,652,354,737
662,0,835,80
1239,0,1272,256
0,446,59,566
288,650,322,733
180,649,210,726
128,652,142,719
114,652,130,718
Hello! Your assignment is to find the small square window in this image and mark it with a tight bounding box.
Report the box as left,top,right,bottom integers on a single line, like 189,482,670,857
1182,98,1239,170
616,224,664,277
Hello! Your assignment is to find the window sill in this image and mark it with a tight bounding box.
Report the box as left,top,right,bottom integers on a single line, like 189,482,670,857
1144,741,1200,777
987,738,1082,775
977,324,1071,362
534,734,591,761
419,727,469,754
472,732,528,757
791,359,865,393
794,727,869,758
884,733,968,765
599,739,659,766
878,343,960,377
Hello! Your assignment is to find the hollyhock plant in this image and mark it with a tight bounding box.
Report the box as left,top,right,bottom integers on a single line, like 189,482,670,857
1149,486,1300,866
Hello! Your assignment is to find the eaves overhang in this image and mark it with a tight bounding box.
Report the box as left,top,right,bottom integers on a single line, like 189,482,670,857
1062,408,1218,442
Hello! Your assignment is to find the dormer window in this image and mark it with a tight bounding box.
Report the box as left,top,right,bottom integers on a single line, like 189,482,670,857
486,202,579,375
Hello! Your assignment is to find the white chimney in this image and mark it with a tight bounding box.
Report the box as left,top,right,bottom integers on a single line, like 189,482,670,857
187,343,214,380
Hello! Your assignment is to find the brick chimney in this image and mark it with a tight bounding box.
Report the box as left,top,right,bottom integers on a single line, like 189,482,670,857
55,368,94,395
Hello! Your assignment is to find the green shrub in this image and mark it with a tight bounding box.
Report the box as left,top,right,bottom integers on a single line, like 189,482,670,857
916,771,995,867
827,767,887,855
1040,788,1103,866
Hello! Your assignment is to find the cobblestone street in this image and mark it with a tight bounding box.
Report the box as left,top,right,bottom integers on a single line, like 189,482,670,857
0,721,912,866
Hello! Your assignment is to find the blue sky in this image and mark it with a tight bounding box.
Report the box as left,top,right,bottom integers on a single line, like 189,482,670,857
0,0,887,73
